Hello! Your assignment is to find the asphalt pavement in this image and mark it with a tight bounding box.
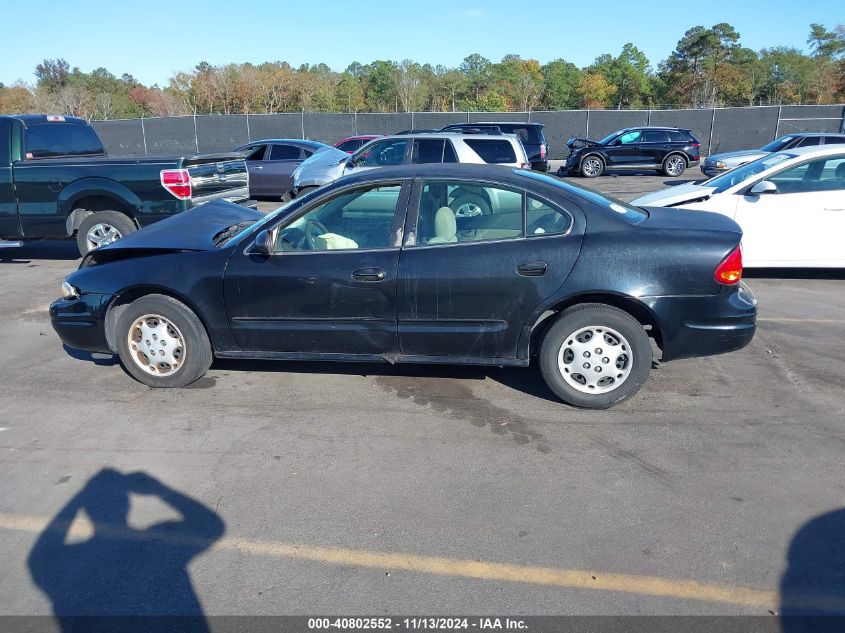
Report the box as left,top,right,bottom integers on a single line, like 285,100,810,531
1,173,844,622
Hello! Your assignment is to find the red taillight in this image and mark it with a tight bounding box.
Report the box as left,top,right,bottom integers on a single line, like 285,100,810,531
160,169,191,200
715,245,742,284
540,143,546,159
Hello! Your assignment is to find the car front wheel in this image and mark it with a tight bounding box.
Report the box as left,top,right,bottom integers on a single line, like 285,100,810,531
580,156,604,178
115,294,212,388
539,304,652,409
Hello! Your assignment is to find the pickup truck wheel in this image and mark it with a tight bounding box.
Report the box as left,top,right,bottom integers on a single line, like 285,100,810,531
539,304,652,409
77,211,136,255
115,294,212,388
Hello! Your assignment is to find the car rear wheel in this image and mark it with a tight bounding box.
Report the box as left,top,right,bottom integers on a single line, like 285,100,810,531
662,154,687,177
580,156,604,178
539,304,652,409
76,211,137,255
115,294,212,388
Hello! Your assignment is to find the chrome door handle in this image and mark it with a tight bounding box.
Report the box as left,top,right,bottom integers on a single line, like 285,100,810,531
351,268,386,282
253,165,263,170
516,261,547,276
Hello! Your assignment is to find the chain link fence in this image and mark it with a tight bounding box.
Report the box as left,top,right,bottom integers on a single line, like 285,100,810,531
90,105,845,160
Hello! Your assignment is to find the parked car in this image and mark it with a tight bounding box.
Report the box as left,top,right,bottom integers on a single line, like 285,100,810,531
0,115,250,255
292,133,530,196
701,132,845,177
50,164,756,409
334,135,382,153
562,127,701,178
236,139,331,201
632,145,845,267
440,122,549,172
394,129,440,135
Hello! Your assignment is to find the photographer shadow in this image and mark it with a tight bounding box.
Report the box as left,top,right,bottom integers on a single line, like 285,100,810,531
28,468,224,633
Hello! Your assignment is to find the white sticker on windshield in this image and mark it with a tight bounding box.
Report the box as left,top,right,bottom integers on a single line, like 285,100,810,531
609,203,628,214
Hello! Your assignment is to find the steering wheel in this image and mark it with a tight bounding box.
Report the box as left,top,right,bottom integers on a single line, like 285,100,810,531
304,219,330,250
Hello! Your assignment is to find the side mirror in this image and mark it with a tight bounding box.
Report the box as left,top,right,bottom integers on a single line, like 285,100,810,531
254,229,272,256
749,180,777,195
345,159,354,169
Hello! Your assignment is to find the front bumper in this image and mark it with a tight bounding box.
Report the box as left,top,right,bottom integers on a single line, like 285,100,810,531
701,164,728,177
644,282,757,362
50,293,113,354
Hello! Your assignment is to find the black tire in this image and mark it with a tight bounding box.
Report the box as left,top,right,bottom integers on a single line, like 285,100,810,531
580,155,604,178
539,303,652,409
76,210,137,255
115,294,212,388
451,192,491,217
661,154,687,177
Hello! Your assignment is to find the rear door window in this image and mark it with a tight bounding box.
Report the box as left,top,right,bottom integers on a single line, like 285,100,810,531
795,136,823,148
269,144,301,160
497,125,541,144
642,130,670,143
824,136,845,145
526,195,572,236
464,139,517,164
415,180,523,245
411,139,446,164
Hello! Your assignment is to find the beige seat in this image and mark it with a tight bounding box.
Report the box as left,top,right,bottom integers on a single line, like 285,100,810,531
427,207,457,244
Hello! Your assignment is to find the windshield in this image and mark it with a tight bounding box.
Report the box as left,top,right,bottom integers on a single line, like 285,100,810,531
218,196,305,247
598,129,625,145
704,152,796,193
516,170,647,223
760,136,794,153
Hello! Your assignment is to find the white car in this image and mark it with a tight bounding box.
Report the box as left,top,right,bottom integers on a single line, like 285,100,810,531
292,132,530,195
632,146,845,267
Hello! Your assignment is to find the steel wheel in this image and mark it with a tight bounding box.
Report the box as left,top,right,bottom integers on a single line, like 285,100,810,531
557,325,633,394
581,157,603,178
86,223,123,250
127,314,186,377
664,155,686,176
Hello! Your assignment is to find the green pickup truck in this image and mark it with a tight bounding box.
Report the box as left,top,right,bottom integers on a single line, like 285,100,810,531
0,114,250,254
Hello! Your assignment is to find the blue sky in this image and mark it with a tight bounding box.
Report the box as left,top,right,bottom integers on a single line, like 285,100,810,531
1,0,842,86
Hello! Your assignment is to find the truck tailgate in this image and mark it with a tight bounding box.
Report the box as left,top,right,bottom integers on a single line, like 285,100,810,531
186,157,249,204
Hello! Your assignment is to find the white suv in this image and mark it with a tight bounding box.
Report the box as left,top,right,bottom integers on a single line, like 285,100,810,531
293,132,530,194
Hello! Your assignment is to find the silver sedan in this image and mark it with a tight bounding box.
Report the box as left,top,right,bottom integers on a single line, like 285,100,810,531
701,132,845,177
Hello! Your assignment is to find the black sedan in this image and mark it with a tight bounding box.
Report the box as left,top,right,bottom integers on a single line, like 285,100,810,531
236,139,332,200
50,164,756,409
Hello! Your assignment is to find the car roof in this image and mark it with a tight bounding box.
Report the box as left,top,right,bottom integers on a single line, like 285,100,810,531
777,145,845,157
339,135,382,140
332,163,530,186
244,139,326,147
377,132,519,141
783,132,845,137
0,114,89,126
454,121,544,127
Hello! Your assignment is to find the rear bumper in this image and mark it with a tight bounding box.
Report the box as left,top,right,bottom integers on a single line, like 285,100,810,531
50,293,113,354
643,282,757,361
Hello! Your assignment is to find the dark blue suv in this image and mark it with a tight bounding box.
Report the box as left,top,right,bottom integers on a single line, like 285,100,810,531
563,127,701,178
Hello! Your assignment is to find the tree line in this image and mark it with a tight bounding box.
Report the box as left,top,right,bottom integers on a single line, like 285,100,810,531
1,23,843,119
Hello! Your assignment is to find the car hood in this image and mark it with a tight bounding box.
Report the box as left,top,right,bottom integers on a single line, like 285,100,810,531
566,137,601,149
300,146,348,171
631,182,718,207
708,149,768,163
84,201,264,263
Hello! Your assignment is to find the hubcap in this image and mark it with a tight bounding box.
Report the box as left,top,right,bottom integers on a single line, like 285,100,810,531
86,223,122,250
557,325,633,394
455,202,483,217
667,157,684,175
583,158,601,176
127,314,186,377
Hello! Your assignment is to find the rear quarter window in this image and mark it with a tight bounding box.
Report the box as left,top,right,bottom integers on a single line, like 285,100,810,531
464,139,517,164
667,130,691,142
24,123,104,158
498,125,542,144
